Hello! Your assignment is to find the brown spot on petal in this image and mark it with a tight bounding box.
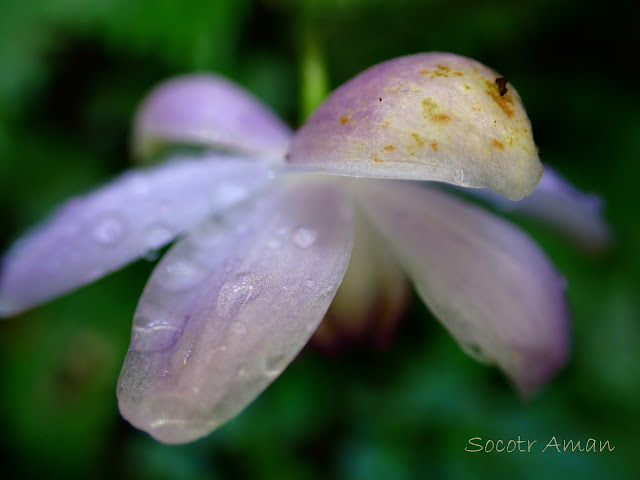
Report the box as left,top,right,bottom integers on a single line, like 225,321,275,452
431,114,451,123
491,139,505,150
371,153,384,164
339,116,350,125
383,145,396,152
430,142,439,152
411,133,424,147
454,71,464,76
381,120,389,128
436,64,451,71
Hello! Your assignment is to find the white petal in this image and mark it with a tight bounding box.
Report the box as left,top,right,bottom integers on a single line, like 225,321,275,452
356,180,569,395
117,176,354,444
0,155,270,316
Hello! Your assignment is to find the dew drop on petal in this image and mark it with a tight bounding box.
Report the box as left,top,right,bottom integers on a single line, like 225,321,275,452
93,214,125,246
144,224,173,249
216,272,262,318
158,261,206,291
264,353,288,378
292,227,318,249
130,315,187,353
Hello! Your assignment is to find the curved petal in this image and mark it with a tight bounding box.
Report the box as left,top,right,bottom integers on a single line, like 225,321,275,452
0,155,270,316
117,176,354,444
465,166,610,251
314,211,409,351
133,74,292,163
356,180,569,396
288,53,542,200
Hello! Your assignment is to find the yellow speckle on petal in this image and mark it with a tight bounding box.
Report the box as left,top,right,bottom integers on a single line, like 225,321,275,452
491,138,505,150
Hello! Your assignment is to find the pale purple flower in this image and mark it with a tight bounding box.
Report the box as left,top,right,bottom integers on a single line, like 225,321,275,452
0,53,606,444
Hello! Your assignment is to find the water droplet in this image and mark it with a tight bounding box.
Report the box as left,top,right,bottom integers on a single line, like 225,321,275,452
181,347,192,366
130,315,187,353
93,215,125,246
216,272,262,318
144,224,173,249
292,227,318,248
264,353,288,378
304,279,316,289
158,261,206,291
455,167,465,184
231,322,247,335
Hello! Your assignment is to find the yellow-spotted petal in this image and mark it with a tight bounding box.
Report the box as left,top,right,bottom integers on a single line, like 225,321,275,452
288,53,542,200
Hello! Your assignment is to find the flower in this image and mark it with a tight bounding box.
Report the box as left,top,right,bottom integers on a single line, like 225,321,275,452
0,53,607,444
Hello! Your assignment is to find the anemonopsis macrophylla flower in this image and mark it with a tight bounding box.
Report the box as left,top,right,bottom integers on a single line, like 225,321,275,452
0,53,608,444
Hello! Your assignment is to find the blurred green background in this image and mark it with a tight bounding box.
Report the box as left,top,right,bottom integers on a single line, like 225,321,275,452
0,0,638,478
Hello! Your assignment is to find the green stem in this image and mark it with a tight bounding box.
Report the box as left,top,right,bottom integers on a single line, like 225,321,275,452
299,20,329,123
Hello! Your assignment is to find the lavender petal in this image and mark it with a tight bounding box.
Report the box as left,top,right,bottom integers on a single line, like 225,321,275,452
117,176,354,444
133,74,292,163
357,179,569,396
0,155,270,316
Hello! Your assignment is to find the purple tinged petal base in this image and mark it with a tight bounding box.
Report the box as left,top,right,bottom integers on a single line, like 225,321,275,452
117,175,354,444
356,180,569,396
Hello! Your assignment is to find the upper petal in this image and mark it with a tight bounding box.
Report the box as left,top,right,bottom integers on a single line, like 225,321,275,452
133,74,292,163
466,166,611,251
288,53,542,200
0,155,269,316
356,180,569,396
117,175,354,444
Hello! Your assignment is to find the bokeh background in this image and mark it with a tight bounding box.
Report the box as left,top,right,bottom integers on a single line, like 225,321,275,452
0,0,638,478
